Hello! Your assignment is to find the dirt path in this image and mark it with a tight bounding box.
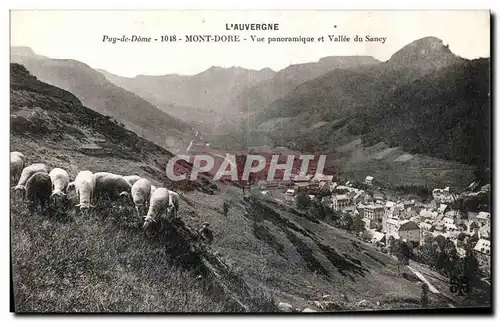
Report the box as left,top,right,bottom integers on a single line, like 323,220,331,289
407,262,456,308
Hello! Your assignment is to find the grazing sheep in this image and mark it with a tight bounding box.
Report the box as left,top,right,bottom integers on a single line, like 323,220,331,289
11,151,26,160
10,152,26,183
74,170,96,210
143,187,170,230
131,178,152,218
24,172,52,215
167,190,180,218
93,172,132,202
14,163,49,192
123,175,141,187
49,168,70,197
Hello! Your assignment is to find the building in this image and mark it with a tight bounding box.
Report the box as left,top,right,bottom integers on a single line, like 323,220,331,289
331,194,351,211
477,212,490,226
478,224,490,240
442,217,455,226
371,231,386,246
364,204,384,221
362,218,376,230
432,187,457,204
386,219,400,239
465,220,480,235
474,239,491,268
419,209,435,221
419,222,433,245
437,204,448,215
357,203,366,217
318,181,337,195
284,189,295,202
365,176,374,185
399,220,420,244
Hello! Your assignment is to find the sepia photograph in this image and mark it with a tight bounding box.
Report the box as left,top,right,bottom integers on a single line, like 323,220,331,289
9,9,491,313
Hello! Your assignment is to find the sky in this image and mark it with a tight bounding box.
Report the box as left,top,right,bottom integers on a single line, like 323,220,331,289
10,10,490,77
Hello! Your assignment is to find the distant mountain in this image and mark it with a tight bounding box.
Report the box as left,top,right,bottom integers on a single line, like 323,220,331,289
99,65,276,116
237,56,381,112
246,37,490,187
387,36,465,70
258,37,465,123
10,47,193,151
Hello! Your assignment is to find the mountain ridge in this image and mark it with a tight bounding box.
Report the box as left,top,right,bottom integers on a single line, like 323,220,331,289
10,48,193,151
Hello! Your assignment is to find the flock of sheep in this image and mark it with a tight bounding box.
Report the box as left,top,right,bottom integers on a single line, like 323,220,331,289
10,151,181,230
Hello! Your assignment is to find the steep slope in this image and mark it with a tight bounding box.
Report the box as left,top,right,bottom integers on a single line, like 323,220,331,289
357,57,491,182
10,47,193,151
10,63,458,312
10,63,262,312
238,56,381,112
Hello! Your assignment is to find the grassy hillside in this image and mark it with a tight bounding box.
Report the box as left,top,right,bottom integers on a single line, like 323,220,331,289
10,63,262,312
10,48,193,152
10,63,464,313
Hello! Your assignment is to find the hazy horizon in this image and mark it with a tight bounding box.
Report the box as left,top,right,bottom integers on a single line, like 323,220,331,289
10,10,490,77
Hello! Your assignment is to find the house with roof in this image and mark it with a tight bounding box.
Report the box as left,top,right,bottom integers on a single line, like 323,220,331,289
442,217,455,226
474,239,491,268
477,212,490,226
365,176,374,185
284,189,295,202
433,187,457,204
371,231,386,246
386,218,400,239
419,222,433,245
318,181,337,195
362,218,376,230
465,219,479,236
357,203,366,217
399,220,420,244
331,194,351,211
437,204,448,215
419,209,435,221
364,204,384,221
478,224,490,240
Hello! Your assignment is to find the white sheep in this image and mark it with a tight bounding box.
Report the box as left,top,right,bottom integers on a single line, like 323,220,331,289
93,172,132,202
130,178,152,218
13,163,49,192
74,170,96,210
167,190,180,218
49,168,70,197
143,187,170,230
123,175,142,187
10,151,26,183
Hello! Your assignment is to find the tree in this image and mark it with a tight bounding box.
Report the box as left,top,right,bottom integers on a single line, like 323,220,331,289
362,229,374,242
341,213,354,232
351,214,365,236
296,193,311,210
463,248,480,295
